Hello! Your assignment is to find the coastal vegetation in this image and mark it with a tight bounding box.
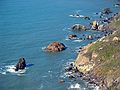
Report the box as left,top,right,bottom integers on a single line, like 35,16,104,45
75,13,120,90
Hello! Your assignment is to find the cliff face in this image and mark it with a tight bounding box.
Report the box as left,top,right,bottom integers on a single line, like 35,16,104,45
75,13,120,90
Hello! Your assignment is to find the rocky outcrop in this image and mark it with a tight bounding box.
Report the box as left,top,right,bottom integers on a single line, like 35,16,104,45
45,42,66,52
91,21,98,30
75,43,95,73
15,57,26,71
68,34,77,39
71,24,87,30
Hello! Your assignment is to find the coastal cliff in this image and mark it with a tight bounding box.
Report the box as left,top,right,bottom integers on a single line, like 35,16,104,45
75,13,120,90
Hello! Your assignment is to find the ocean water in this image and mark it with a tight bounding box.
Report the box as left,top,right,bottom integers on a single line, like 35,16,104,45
0,0,119,90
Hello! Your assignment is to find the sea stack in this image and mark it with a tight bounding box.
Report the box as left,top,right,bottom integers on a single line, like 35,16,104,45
15,57,26,71
44,42,66,52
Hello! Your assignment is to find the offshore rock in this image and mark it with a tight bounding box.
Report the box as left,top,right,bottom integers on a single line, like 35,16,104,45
102,8,112,15
15,57,26,71
68,34,77,39
71,24,87,30
45,42,66,52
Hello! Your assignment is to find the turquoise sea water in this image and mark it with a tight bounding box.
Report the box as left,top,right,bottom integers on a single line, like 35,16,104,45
0,0,119,90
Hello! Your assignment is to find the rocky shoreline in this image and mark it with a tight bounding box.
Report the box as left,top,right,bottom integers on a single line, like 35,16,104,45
74,13,120,90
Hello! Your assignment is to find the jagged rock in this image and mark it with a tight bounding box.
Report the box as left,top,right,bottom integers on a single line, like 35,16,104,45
68,34,77,39
71,24,87,30
15,57,26,71
102,8,112,15
45,42,66,52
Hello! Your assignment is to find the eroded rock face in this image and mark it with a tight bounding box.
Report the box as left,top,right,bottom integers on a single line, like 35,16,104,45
68,34,77,39
45,42,66,52
71,24,87,30
15,57,26,71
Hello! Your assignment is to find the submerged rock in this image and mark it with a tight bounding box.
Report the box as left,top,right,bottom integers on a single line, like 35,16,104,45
15,57,26,71
58,79,65,83
68,34,77,39
71,24,87,30
45,42,66,52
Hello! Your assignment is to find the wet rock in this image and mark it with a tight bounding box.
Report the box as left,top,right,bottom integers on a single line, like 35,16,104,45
68,75,75,79
65,67,73,72
45,42,66,52
15,57,26,71
102,8,112,15
86,35,93,40
68,34,77,39
114,3,120,7
84,16,91,20
71,24,87,30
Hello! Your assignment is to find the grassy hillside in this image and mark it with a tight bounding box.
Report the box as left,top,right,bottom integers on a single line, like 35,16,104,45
75,13,120,90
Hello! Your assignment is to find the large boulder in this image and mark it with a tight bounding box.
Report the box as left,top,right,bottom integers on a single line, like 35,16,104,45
15,57,26,71
71,24,87,30
45,42,66,52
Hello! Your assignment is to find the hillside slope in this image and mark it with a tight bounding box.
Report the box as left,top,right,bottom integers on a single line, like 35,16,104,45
75,13,120,90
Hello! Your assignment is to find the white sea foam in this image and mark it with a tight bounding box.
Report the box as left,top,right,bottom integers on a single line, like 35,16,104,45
65,38,70,41
94,86,100,90
38,84,43,90
41,47,46,50
73,40,82,42
69,83,81,89
69,14,84,18
0,65,26,75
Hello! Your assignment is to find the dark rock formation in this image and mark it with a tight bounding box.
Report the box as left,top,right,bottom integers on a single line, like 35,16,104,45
102,8,112,15
68,34,77,39
71,24,87,30
114,3,120,7
84,16,90,20
15,57,26,71
45,42,66,52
